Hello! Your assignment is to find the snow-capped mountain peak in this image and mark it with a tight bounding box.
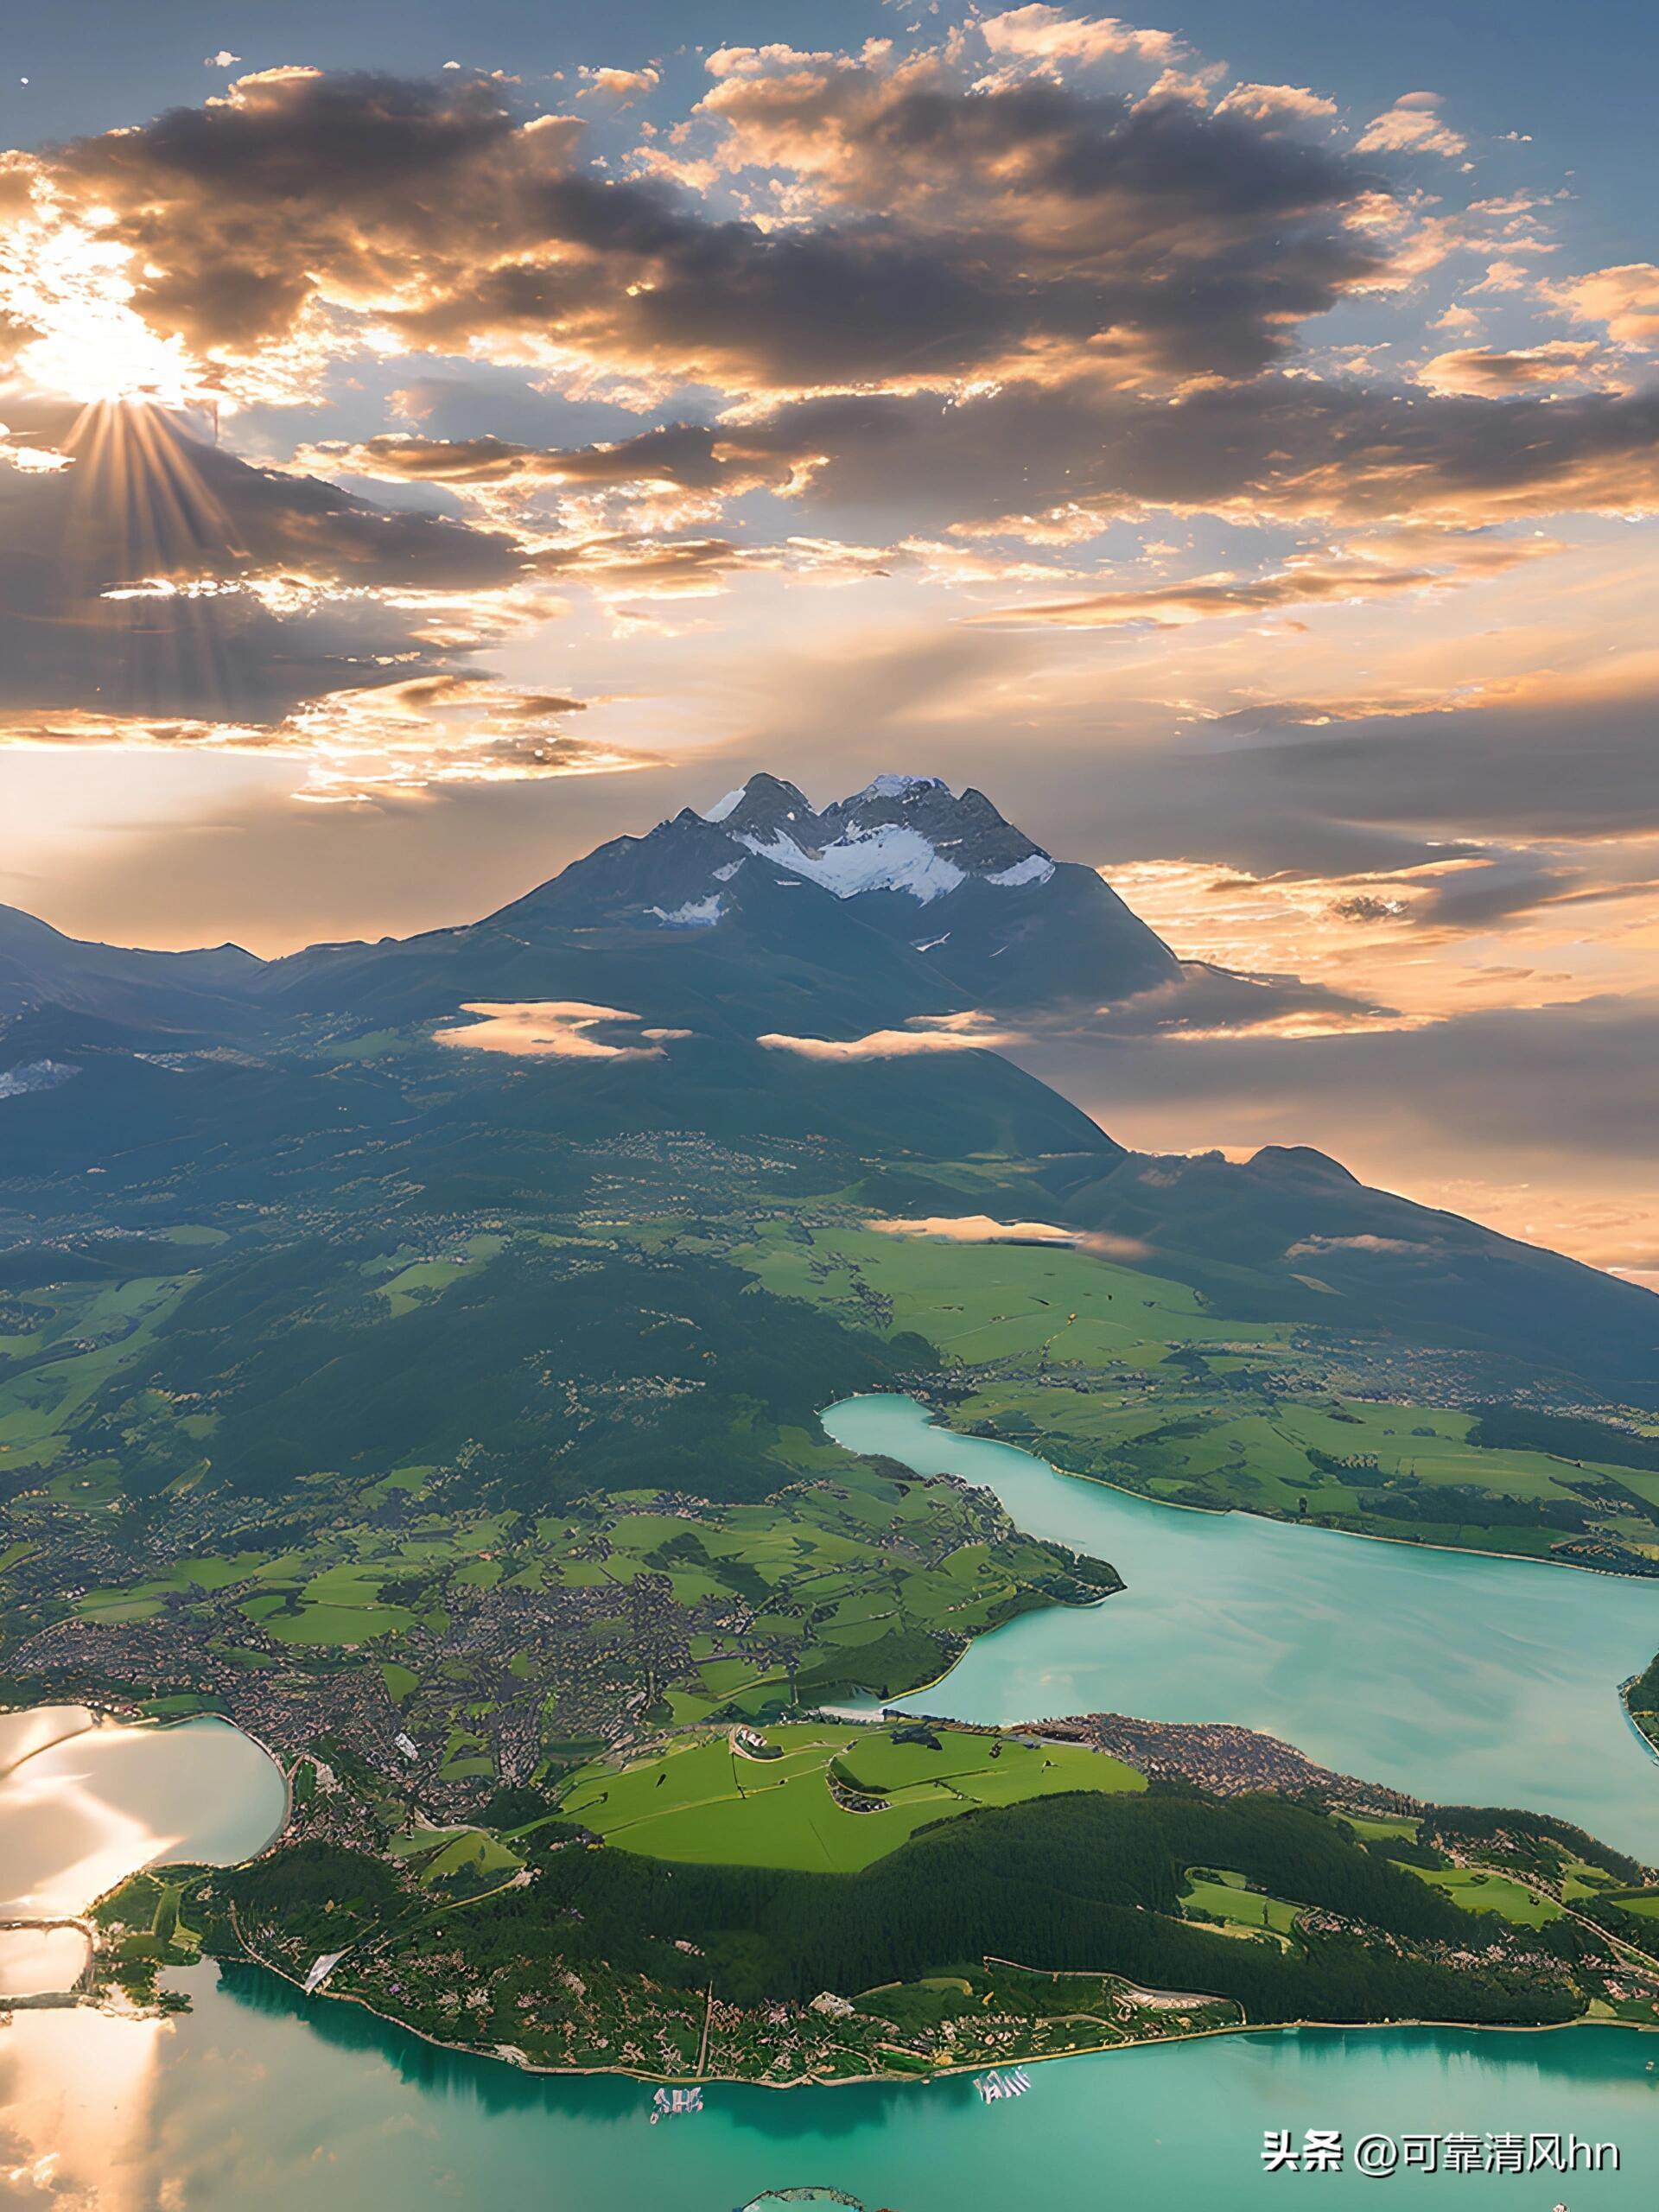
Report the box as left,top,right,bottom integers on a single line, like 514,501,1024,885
689,773,1052,906
504,767,1179,1008
736,819,969,904
857,773,948,801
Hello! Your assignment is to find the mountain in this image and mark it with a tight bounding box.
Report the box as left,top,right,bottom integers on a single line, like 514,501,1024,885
259,772,1179,1032
0,772,1655,1398
0,903,262,1028
531,772,1180,1012
1040,1144,1659,1396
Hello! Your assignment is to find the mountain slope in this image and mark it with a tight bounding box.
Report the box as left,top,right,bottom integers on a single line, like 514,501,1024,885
1041,1143,1659,1397
1,772,1655,1399
0,903,261,1028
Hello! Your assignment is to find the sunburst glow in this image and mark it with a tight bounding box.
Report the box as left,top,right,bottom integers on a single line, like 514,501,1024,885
0,174,207,409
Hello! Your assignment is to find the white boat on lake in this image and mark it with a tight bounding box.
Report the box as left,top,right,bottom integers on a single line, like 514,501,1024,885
650,2086,704,2123
974,2067,1032,2104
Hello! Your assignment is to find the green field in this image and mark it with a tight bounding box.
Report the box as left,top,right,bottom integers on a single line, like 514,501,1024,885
733,1220,1659,1561
1408,1866,1562,1925
1340,1813,1421,1843
1179,1866,1300,1936
557,1722,1144,1872
734,1223,1275,1375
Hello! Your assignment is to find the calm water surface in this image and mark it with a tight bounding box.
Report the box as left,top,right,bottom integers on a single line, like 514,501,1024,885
0,1707,287,1917
823,1395,1659,1859
3,1961,1656,2209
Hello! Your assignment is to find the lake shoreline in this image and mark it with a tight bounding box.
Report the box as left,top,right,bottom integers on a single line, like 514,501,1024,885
906,1393,1659,1586
207,1948,1659,2094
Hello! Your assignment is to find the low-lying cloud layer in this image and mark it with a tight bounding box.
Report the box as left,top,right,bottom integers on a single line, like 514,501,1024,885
431,999,690,1058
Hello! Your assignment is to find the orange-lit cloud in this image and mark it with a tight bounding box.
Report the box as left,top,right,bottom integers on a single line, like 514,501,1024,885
1415,340,1608,396
1355,91,1466,160
759,1014,1024,1059
969,529,1560,628
1547,261,1659,349
432,999,689,1058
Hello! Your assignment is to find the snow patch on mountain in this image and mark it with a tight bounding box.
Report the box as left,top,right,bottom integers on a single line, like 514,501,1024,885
0,1058,76,1103
648,894,725,929
858,773,947,801
988,853,1057,888
702,788,746,823
737,824,968,904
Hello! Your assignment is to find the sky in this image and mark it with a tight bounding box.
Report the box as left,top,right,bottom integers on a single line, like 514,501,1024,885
0,3,1655,1280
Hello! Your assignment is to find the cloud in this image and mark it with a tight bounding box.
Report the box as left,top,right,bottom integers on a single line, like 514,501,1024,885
1547,262,1659,350
274,675,659,802
0,404,696,795
759,1014,1024,1059
1214,83,1338,128
295,369,1659,552
1415,340,1606,397
8,56,1389,410
976,7,1187,76
687,47,1382,383
1072,666,1659,886
0,403,537,728
1285,1232,1433,1256
866,1211,1077,1243
432,998,683,1058
296,423,797,501
968,528,1558,628
577,66,660,105
0,674,656,804
678,375,1659,535
1355,92,1466,160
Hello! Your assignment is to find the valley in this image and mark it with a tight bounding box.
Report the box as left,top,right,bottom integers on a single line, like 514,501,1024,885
3,772,1659,2135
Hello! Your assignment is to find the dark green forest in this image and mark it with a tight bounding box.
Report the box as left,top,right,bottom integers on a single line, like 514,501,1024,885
215,1792,1578,2033
93,1243,931,1505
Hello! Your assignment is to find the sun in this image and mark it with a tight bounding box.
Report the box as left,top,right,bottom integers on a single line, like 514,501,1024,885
0,175,208,410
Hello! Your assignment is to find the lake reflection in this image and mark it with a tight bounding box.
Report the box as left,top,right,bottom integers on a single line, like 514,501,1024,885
0,1712,287,1917
3,1961,1657,2210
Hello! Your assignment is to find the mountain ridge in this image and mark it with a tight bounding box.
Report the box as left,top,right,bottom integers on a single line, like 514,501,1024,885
1,772,1655,1396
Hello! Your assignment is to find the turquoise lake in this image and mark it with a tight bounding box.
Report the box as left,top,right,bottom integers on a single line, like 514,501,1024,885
5,1963,1658,2209
823,1394,1659,1861
6,1398,1659,2205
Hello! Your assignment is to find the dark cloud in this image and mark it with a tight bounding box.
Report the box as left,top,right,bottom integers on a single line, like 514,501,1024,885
733,375,1659,532
957,676,1659,887
690,54,1381,377
1077,960,1397,1034
0,401,526,721
25,62,1386,402
334,372,1659,543
302,423,793,497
